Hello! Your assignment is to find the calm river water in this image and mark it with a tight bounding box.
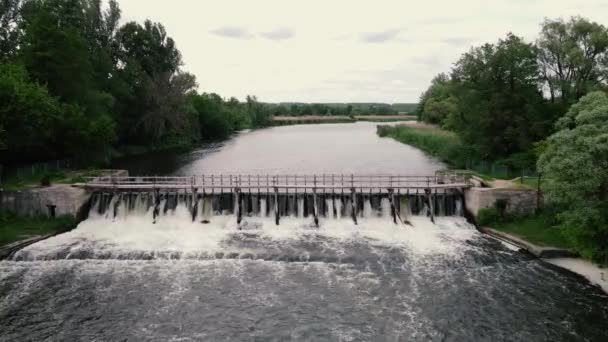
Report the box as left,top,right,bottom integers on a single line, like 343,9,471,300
1,122,608,341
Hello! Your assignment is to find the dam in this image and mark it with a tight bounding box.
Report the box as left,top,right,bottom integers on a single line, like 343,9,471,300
83,173,470,226
2,123,608,341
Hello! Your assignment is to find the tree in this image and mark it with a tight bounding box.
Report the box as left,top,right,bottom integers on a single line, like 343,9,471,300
192,93,232,140
538,17,608,104
0,0,22,61
136,71,198,143
0,63,114,163
448,33,550,159
416,73,459,127
538,91,608,262
246,95,271,127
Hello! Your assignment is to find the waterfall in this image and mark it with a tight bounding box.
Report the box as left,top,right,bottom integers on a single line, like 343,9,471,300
260,198,267,217
325,198,334,218
363,199,373,218
335,198,342,219
381,198,392,218
297,197,305,218
86,190,466,226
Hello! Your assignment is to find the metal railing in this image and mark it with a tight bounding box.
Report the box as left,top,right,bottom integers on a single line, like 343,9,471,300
84,172,470,193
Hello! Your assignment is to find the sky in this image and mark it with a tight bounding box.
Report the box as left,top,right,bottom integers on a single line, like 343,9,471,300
118,0,608,103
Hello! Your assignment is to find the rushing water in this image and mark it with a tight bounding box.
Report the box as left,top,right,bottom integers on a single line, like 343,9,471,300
2,122,608,341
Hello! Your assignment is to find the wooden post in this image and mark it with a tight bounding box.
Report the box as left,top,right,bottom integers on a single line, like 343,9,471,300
351,188,358,225
425,188,435,223
235,187,242,225
274,186,279,225
191,189,198,222
312,188,319,227
389,189,398,224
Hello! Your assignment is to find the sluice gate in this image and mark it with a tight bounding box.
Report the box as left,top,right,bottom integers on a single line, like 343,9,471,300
85,173,471,226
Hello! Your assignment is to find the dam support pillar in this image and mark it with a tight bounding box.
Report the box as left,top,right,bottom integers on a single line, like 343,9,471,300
274,186,279,226
425,188,435,223
312,189,319,227
235,188,242,225
351,188,358,225
389,189,398,224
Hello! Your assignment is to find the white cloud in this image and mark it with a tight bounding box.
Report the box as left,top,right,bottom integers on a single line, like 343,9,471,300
209,26,253,39
117,0,608,103
260,27,295,41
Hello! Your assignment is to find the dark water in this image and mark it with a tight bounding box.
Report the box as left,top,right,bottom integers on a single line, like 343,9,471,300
2,122,608,341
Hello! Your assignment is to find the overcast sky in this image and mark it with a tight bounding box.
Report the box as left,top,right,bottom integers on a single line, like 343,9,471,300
119,0,608,103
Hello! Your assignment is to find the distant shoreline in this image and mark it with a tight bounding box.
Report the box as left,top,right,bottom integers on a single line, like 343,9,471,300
272,115,416,125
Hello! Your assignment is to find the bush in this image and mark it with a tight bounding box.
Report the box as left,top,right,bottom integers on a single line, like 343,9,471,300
478,207,500,226
495,199,509,218
40,174,51,187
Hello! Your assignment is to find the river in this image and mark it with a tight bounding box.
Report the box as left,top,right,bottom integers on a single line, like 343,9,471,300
1,122,607,341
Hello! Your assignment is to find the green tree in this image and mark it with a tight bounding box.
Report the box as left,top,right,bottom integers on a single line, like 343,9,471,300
538,91,608,263
191,93,235,140
449,33,549,159
246,95,271,127
538,17,608,104
0,0,22,61
417,73,459,127
19,0,96,104
0,63,114,163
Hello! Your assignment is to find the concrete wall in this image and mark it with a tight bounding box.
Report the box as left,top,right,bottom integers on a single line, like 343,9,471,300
0,185,91,219
465,187,539,217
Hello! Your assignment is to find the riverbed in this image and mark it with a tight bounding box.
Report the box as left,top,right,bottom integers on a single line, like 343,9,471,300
1,122,608,341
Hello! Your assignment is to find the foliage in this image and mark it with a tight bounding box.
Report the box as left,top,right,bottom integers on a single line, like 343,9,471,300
538,91,608,263
538,17,608,104
0,63,115,163
416,73,459,127
0,0,276,167
377,125,474,169
448,34,551,159
415,18,608,163
0,0,23,61
491,211,572,249
478,208,500,226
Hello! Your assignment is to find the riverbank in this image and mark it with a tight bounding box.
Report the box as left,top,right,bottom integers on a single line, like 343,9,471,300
272,115,416,126
0,212,76,253
480,226,608,294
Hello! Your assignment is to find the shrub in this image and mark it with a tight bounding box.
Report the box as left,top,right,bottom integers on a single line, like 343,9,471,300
40,175,51,187
478,207,500,226
495,199,509,218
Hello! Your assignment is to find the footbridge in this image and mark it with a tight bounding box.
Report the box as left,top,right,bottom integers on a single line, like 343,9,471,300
83,172,471,226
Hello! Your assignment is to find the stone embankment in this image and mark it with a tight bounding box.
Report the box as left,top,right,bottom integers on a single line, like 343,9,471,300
0,170,128,219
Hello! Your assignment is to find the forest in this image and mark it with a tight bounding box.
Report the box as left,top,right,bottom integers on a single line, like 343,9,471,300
0,0,273,165
415,17,608,263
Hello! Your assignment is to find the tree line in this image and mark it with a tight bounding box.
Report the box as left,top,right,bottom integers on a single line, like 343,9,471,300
417,17,608,165
267,103,404,117
415,17,608,263
0,0,272,165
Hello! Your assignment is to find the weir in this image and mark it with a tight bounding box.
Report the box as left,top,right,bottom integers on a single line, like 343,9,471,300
84,173,470,226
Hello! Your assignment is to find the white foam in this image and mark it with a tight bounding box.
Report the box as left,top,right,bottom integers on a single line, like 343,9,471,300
16,205,480,260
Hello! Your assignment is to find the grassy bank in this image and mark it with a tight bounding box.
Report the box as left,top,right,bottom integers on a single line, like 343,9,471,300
489,213,573,249
0,211,76,247
377,124,470,168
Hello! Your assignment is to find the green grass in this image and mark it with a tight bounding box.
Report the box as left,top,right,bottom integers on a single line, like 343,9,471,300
377,124,471,168
0,211,76,247
2,169,103,191
491,212,573,249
